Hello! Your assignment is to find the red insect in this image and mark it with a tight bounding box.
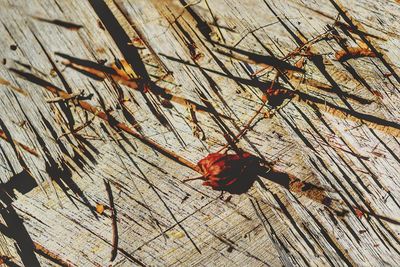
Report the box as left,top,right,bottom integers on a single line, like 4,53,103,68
194,151,262,194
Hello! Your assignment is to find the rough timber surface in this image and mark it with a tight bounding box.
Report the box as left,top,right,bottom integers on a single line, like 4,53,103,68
0,0,400,266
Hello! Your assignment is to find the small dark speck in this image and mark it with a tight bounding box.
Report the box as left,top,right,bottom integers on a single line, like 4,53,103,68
2,58,6,65
98,20,105,30
227,246,234,253
98,59,107,65
10,44,17,50
224,195,232,202
181,194,190,203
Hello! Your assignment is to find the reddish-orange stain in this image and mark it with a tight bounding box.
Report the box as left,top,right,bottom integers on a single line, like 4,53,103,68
197,152,261,194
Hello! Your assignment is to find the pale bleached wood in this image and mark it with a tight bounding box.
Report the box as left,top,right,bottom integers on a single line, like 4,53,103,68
0,0,399,266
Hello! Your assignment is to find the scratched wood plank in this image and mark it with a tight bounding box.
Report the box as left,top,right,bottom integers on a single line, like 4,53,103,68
0,0,400,266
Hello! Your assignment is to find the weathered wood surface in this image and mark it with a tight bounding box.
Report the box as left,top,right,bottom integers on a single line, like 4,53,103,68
0,0,400,266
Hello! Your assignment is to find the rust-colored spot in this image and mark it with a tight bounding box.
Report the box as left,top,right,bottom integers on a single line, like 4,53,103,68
354,208,364,219
96,203,105,214
196,152,261,194
266,87,294,107
335,47,376,62
372,90,383,99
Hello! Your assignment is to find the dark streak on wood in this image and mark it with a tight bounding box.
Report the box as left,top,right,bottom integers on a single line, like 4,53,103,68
104,179,118,261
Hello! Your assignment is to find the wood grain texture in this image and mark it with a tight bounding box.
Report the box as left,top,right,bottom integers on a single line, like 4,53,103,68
0,0,399,266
